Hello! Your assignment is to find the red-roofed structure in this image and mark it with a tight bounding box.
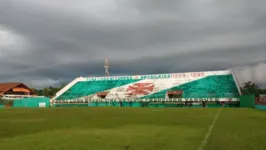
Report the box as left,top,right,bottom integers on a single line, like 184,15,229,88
0,83,36,97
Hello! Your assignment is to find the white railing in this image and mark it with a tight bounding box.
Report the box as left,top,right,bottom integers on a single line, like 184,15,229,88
52,77,83,100
230,68,242,95
54,98,239,103
1,94,45,100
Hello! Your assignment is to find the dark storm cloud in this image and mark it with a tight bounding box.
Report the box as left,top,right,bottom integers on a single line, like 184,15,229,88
0,0,266,87
6,45,265,82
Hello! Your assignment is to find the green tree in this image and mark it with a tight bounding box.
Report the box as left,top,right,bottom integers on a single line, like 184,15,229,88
31,84,66,98
260,89,266,94
241,81,261,96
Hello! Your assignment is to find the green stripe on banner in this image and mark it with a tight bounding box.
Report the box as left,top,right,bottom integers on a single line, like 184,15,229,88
56,79,141,100
142,75,239,99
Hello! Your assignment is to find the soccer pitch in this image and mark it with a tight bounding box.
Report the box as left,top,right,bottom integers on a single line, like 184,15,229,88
0,108,265,150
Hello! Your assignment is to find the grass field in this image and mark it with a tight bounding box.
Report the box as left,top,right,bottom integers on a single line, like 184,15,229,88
0,107,265,150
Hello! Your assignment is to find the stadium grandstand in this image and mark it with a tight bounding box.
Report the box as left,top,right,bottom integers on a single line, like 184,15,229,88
52,69,242,108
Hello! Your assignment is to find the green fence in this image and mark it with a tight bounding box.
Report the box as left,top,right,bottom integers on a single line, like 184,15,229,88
255,105,266,110
54,103,88,107
13,97,50,108
239,94,255,108
0,99,12,108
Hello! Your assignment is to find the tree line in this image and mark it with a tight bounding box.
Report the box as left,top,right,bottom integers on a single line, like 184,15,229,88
31,82,266,98
31,84,66,98
240,81,266,96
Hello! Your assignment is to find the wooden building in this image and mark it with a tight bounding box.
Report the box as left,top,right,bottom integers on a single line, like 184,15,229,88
0,83,36,99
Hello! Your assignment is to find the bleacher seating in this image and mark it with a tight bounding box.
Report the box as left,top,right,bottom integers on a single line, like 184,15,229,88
56,79,139,100
56,74,239,101
143,75,239,99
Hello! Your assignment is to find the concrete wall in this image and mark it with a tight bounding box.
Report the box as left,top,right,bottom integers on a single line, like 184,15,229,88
13,97,50,108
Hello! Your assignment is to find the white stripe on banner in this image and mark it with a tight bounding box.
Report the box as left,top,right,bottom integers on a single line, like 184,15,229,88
55,98,239,103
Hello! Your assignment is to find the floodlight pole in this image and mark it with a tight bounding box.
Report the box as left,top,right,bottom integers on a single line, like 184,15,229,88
104,57,111,106
105,57,109,77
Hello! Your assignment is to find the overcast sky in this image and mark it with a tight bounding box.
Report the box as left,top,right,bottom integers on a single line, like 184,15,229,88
0,0,266,88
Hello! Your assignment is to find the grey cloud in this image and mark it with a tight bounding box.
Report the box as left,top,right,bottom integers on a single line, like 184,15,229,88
0,0,266,88
4,46,264,83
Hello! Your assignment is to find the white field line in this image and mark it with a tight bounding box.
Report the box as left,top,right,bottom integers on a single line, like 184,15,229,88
198,108,222,150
